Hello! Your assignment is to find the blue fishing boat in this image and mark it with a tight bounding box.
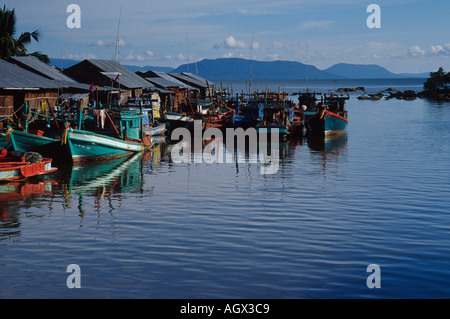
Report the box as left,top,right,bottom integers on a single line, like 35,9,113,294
306,94,349,137
68,108,153,163
3,104,152,163
66,128,150,163
3,128,70,162
232,102,264,128
226,94,263,129
307,109,348,137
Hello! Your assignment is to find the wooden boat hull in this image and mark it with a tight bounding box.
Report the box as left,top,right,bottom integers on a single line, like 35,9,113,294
307,110,348,137
67,129,149,163
0,158,58,181
143,123,166,136
4,130,70,162
165,112,195,132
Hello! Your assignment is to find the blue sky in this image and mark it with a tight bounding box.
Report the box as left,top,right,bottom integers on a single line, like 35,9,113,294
3,0,450,73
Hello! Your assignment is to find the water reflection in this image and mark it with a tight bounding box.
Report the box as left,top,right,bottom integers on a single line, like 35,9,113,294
307,133,348,172
57,153,148,214
165,135,300,176
0,178,58,242
0,134,347,226
307,133,348,154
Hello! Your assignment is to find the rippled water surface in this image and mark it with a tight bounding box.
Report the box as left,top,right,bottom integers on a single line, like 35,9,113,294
1,84,450,298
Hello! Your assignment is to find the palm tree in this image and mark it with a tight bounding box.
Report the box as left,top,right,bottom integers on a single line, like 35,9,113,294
0,5,50,64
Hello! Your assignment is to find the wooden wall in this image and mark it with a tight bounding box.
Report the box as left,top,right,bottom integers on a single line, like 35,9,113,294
24,91,58,112
0,96,14,117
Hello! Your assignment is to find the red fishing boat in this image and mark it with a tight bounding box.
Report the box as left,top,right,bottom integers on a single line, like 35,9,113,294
0,149,58,181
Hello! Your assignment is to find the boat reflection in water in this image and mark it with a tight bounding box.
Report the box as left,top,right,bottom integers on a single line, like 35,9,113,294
58,152,147,214
307,132,348,153
306,132,348,171
0,177,58,241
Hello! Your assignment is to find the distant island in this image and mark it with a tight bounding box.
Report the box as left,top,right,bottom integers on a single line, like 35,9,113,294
171,58,429,81
50,57,428,82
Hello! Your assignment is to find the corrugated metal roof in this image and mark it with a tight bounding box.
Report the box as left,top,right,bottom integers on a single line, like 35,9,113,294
0,59,59,89
152,71,191,87
9,56,78,83
145,77,182,89
169,73,209,88
87,59,153,89
183,72,215,87
149,87,174,94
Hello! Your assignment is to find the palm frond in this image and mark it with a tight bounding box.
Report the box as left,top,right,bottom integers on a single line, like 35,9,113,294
0,5,17,37
31,29,41,42
29,51,51,65
17,32,32,46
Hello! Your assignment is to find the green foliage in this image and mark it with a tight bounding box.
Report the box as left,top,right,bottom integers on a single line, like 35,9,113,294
423,67,450,92
0,5,50,63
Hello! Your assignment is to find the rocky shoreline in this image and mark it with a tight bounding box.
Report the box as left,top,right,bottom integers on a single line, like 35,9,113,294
335,87,450,101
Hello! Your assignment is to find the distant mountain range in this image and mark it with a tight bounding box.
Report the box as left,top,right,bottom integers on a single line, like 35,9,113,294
50,57,428,81
322,63,428,79
172,59,429,80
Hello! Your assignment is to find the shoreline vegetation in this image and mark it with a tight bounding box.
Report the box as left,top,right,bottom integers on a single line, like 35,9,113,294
351,67,450,101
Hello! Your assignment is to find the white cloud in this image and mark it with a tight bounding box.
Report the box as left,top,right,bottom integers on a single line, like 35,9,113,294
65,53,81,60
223,52,233,58
123,50,137,61
214,36,248,50
87,38,127,47
408,44,450,57
146,50,154,57
83,53,98,59
87,40,106,47
430,45,444,54
408,45,426,57
176,53,186,61
64,52,97,60
116,39,127,47
224,36,247,49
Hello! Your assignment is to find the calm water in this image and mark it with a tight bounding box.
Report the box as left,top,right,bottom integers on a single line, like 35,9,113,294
2,79,450,299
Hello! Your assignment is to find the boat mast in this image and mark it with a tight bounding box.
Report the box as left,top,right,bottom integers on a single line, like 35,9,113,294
249,34,253,96
112,5,122,106
306,43,309,93
185,20,194,114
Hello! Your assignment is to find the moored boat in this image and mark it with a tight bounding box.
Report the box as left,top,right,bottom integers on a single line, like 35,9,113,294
143,122,166,136
304,93,349,137
307,108,348,137
289,106,306,136
165,111,195,131
4,128,70,162
66,128,151,163
0,149,58,181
